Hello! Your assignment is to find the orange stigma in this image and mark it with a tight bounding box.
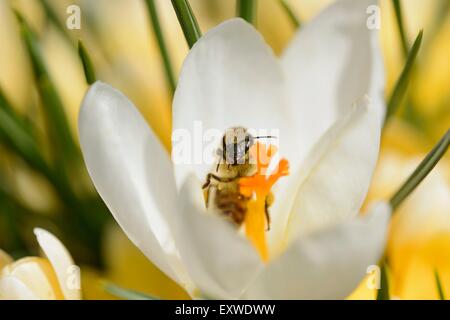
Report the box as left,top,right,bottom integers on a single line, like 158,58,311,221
239,142,289,262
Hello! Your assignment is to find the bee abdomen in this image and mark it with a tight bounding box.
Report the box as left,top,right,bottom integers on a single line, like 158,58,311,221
214,190,248,226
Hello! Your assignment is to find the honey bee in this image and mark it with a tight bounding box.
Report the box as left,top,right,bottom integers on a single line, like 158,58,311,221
202,127,276,229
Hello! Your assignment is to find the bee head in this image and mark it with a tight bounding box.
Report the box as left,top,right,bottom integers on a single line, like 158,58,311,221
218,127,278,166
220,127,254,165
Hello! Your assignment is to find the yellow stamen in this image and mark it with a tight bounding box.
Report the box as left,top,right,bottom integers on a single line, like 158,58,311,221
244,193,269,261
239,143,289,262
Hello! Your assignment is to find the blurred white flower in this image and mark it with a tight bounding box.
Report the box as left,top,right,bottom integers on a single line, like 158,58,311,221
78,0,390,299
371,150,450,299
0,228,81,300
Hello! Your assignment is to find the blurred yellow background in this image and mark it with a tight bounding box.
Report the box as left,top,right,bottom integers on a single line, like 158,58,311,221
0,0,448,299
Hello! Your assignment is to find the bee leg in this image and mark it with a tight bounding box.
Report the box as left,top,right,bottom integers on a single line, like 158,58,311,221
264,202,271,231
204,185,217,208
202,173,213,189
202,173,239,189
215,149,223,172
264,193,274,231
203,188,209,207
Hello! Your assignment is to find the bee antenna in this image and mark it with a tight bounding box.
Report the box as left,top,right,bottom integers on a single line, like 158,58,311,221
254,135,277,139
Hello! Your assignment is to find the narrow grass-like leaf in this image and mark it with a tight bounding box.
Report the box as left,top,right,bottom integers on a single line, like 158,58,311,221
279,0,301,28
171,0,201,48
11,15,102,242
39,0,73,42
0,105,51,178
103,282,158,300
16,12,78,160
0,86,76,204
0,98,101,252
376,261,390,300
384,30,423,125
434,269,446,300
0,187,54,227
0,88,45,175
37,76,78,159
236,0,257,25
0,104,76,209
78,40,96,85
0,88,36,143
390,129,449,211
0,88,31,133
145,0,176,95
0,88,17,119
392,0,409,57
0,195,28,255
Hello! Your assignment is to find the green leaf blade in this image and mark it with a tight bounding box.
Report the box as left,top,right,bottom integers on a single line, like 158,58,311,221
384,30,423,125
39,0,73,42
377,262,390,300
145,0,176,95
16,12,78,161
0,101,50,178
37,75,78,158
78,40,97,85
434,269,446,300
171,0,201,48
103,282,158,300
392,0,409,58
390,129,449,211
279,0,301,28
236,0,257,25
0,88,32,134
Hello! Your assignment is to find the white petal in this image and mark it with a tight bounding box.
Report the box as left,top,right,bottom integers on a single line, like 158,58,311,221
1,257,62,299
172,18,293,188
0,276,38,300
243,202,391,299
78,82,188,286
281,0,385,164
34,228,80,300
275,96,382,245
174,174,262,299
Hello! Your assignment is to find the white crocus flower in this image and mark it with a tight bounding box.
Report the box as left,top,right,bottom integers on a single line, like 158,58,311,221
79,0,390,299
0,229,81,300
